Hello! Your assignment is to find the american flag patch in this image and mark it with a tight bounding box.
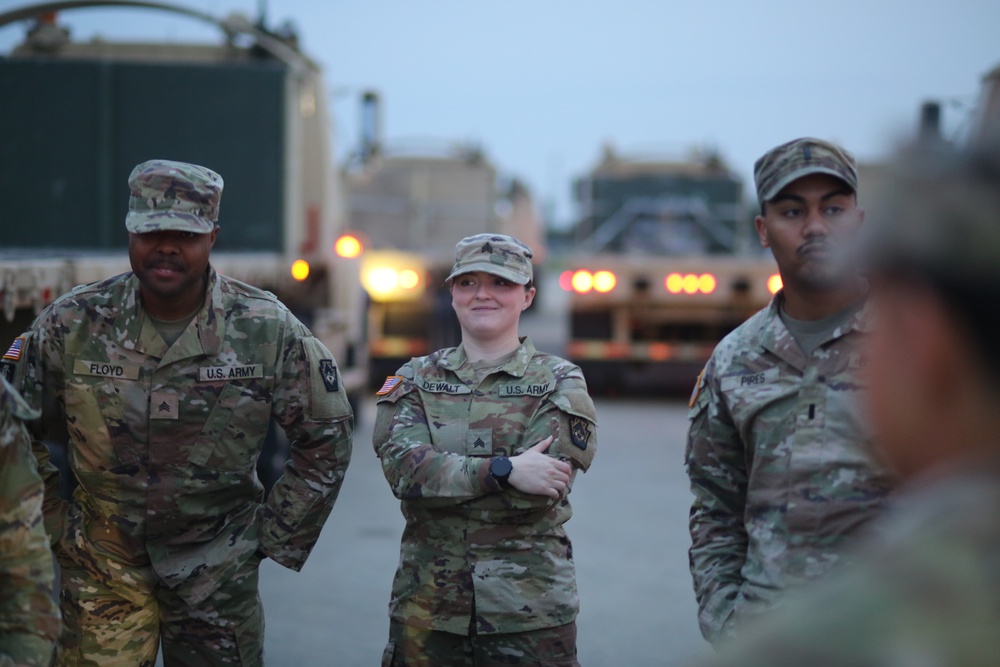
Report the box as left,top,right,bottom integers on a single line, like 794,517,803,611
3,337,24,361
376,375,404,396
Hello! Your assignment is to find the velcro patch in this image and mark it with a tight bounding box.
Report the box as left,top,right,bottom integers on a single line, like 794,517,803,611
376,375,404,396
465,428,493,456
688,368,705,408
498,381,553,397
569,416,591,450
151,392,179,420
319,359,339,392
199,364,263,381
720,367,779,392
74,359,141,380
3,336,24,361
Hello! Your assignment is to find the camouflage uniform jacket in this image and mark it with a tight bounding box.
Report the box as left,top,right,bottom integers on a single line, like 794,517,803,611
0,377,59,667
11,269,353,606
686,293,896,644
703,457,1000,666
373,337,597,635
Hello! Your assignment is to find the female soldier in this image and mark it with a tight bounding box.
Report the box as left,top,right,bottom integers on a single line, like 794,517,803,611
373,233,597,667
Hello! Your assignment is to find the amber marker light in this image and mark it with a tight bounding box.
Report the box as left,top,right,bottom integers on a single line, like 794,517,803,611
665,273,684,294
768,273,783,294
291,259,310,281
335,234,363,258
593,270,617,293
698,273,717,294
666,272,716,295
571,270,594,294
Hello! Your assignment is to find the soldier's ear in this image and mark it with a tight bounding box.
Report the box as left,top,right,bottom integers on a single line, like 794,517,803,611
755,215,770,248
522,287,536,310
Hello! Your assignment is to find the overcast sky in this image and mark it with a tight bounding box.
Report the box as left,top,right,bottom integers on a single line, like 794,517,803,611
2,0,998,227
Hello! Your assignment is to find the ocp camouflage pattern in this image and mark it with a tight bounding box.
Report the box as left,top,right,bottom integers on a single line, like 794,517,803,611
125,159,223,234
373,337,596,636
13,268,353,608
686,296,896,644
701,462,1000,666
753,137,858,206
0,376,59,667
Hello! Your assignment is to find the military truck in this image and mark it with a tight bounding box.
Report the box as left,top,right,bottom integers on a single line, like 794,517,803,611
561,145,778,393
0,1,366,486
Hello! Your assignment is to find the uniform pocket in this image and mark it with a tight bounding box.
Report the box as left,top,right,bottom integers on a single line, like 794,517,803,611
189,382,270,472
64,379,137,468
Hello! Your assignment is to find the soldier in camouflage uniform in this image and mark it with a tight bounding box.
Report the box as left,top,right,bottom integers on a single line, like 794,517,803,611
373,234,597,667
0,375,60,667
3,160,354,667
685,138,897,645
697,138,1000,667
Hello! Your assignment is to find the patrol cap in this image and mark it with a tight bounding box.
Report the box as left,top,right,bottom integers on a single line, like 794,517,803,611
858,140,1000,282
125,159,223,234
446,233,534,285
754,137,858,207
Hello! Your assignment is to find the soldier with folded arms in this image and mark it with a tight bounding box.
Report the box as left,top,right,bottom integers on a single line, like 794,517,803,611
373,234,597,666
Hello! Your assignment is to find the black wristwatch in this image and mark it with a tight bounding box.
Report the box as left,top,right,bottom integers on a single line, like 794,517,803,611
489,456,513,489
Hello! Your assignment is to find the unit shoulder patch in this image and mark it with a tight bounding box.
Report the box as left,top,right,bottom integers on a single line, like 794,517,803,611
319,359,339,392
569,416,592,450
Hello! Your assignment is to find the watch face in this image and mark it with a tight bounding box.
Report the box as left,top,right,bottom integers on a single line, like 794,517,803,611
491,456,512,478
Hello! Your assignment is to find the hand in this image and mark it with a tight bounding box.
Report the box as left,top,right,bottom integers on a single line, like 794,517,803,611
508,436,571,499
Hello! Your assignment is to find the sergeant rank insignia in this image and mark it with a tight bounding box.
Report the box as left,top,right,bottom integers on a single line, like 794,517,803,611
569,416,591,450
377,375,404,396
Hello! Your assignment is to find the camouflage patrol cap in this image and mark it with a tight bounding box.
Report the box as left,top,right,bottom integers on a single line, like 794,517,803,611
125,159,223,234
754,137,858,206
446,233,534,285
859,140,1000,281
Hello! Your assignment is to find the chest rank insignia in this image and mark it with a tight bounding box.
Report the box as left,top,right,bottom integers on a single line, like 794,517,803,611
569,416,591,450
377,375,404,396
319,359,339,392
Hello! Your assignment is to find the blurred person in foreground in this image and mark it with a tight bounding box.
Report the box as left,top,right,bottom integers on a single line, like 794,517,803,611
701,139,1000,666
685,138,898,645
373,234,597,666
0,374,60,667
3,159,354,666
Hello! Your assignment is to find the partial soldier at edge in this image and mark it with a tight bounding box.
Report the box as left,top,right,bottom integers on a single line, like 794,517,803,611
0,374,60,667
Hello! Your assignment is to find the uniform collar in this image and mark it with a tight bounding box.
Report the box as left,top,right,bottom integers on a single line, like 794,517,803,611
125,267,224,362
442,336,537,378
759,290,869,368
